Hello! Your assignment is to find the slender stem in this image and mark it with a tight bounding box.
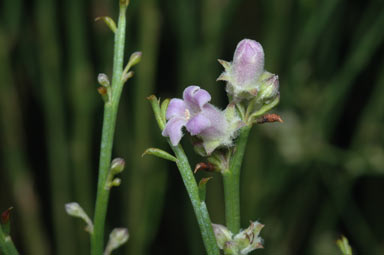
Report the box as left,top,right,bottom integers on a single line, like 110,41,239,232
91,4,127,255
0,225,19,255
148,98,219,255
223,125,252,234
171,145,220,255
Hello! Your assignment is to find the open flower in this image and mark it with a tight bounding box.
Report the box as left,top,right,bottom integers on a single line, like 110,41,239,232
162,86,241,154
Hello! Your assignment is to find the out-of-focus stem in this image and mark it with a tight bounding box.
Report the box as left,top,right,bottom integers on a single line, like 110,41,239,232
0,30,49,255
35,0,75,253
65,0,94,214
91,4,127,255
222,125,252,234
126,0,165,254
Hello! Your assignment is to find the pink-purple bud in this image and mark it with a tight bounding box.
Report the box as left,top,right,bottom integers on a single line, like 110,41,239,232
232,39,264,86
217,39,266,101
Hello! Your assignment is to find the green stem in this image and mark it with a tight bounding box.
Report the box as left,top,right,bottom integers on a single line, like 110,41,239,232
91,4,127,255
148,98,219,255
223,125,252,234
0,225,19,255
172,145,220,255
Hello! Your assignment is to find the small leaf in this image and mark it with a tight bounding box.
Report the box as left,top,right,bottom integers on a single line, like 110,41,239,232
336,236,352,255
217,59,231,70
198,177,212,201
160,98,170,123
95,16,117,33
147,95,165,130
142,148,177,162
1,207,13,235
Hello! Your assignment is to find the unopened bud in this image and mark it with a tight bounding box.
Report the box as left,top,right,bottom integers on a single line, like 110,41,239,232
110,158,125,175
111,178,121,187
232,39,264,87
104,228,129,255
257,71,279,104
212,224,233,249
65,202,94,233
128,52,142,68
217,39,265,101
98,73,110,87
234,221,264,254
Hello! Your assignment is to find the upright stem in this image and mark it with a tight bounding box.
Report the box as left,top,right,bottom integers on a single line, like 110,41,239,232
223,125,252,234
148,98,220,255
91,4,127,255
0,225,19,255
172,145,220,255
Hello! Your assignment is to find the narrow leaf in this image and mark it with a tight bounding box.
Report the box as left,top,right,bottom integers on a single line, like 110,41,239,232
142,148,177,162
95,16,117,33
1,207,13,235
148,95,165,130
198,177,213,201
160,98,170,123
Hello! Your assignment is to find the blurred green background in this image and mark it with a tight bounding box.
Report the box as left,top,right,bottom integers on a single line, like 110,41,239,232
0,0,383,254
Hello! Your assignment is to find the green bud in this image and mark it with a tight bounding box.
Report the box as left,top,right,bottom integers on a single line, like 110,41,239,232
65,202,94,233
98,73,110,87
104,228,129,255
128,51,142,68
110,158,125,175
233,221,264,254
257,71,279,104
212,224,233,249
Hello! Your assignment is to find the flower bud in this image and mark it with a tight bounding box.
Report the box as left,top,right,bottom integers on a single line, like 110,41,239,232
233,221,264,254
217,39,265,101
232,39,264,87
104,228,129,255
128,51,142,68
98,73,110,87
257,71,279,104
110,158,125,175
212,224,233,249
65,202,94,233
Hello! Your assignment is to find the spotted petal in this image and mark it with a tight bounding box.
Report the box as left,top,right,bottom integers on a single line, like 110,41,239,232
162,117,187,146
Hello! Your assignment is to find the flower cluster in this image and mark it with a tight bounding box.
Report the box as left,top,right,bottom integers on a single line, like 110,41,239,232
162,38,280,155
218,38,279,105
212,221,264,255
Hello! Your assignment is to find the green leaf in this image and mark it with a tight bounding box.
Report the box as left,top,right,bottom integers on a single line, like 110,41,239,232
336,236,352,255
142,148,177,162
198,177,213,201
1,207,13,235
160,98,170,124
95,16,117,33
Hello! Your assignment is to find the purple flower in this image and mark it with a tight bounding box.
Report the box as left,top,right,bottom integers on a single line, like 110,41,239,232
162,86,240,154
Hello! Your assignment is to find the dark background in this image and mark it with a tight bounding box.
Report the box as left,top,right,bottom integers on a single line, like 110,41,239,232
0,0,383,254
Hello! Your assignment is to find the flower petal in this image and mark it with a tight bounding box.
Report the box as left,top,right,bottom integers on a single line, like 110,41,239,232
166,98,188,120
162,117,187,146
183,86,211,111
186,113,211,136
